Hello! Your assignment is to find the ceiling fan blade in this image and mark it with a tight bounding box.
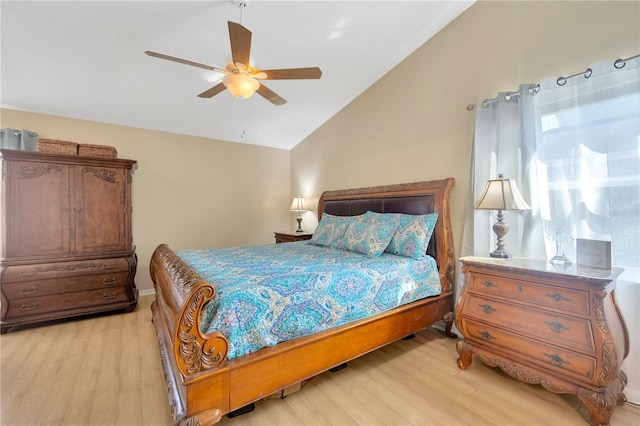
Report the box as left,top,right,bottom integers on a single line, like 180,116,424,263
258,67,322,80
197,82,227,98
145,50,225,73
228,21,251,68
256,84,287,106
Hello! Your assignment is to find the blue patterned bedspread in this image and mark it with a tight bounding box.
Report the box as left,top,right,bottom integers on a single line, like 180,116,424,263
177,242,441,360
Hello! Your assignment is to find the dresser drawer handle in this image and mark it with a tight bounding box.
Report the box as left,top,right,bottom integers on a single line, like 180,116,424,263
103,292,118,300
544,352,570,368
102,263,117,270
19,286,38,295
102,278,117,285
20,303,39,311
478,330,495,342
546,292,570,302
19,270,37,276
545,320,570,333
478,304,496,314
480,280,498,288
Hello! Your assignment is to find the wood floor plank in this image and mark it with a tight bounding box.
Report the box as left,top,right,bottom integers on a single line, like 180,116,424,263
1,295,639,426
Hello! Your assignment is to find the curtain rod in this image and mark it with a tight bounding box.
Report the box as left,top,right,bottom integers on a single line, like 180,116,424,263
466,54,639,111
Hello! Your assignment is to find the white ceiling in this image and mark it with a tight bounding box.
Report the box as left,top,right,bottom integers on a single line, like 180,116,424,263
1,1,473,150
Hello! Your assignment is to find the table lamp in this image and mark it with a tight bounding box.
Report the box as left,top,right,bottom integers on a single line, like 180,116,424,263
474,174,530,258
289,196,307,233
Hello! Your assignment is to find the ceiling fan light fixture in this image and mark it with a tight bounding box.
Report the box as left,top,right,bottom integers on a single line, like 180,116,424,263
223,73,259,99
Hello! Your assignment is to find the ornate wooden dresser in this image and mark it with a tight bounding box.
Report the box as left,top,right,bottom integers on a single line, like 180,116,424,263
456,256,629,426
0,149,138,333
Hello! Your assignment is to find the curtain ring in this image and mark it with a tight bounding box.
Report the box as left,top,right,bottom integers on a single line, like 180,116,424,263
614,59,626,69
584,68,592,78
556,77,567,86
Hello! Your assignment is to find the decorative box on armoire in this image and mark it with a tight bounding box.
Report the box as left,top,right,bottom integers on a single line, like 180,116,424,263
0,149,138,333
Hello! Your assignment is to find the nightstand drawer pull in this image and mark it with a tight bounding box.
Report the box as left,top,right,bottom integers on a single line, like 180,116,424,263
546,292,570,302
101,263,117,270
20,303,39,311
545,352,571,368
478,303,496,314
103,292,118,300
19,270,37,276
481,280,498,288
478,330,495,342
545,320,570,333
19,286,38,295
102,278,117,285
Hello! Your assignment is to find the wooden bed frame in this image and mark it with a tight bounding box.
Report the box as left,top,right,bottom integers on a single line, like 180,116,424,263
150,178,456,425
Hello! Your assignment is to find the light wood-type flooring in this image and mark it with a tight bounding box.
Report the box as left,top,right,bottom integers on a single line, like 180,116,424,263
1,295,638,425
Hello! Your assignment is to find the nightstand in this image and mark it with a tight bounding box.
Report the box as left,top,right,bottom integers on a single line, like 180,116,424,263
455,256,629,426
274,231,313,244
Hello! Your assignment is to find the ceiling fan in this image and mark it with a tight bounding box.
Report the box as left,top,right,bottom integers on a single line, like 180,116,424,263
145,20,322,106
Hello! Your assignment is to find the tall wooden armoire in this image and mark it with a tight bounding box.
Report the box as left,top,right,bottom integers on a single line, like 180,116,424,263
0,149,138,333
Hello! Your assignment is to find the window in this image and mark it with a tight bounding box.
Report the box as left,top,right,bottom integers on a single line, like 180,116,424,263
538,80,640,281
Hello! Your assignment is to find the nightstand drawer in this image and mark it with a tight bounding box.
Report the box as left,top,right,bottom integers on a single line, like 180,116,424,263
465,294,595,354
274,232,313,244
468,272,589,315
462,318,597,384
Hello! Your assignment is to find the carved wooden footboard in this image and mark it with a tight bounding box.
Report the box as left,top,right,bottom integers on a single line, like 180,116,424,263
150,178,456,425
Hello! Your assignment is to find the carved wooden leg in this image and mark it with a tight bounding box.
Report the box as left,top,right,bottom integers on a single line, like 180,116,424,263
178,408,223,426
576,372,626,426
0,326,9,334
443,311,457,338
456,339,473,370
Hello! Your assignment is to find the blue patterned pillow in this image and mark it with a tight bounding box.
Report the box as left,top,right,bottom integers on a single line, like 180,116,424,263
365,211,438,259
337,218,399,257
309,213,364,248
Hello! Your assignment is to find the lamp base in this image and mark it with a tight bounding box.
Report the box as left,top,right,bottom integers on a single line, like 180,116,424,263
295,216,304,233
491,210,510,258
489,248,511,259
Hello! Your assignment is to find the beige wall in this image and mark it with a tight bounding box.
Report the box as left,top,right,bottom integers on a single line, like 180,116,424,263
0,109,291,291
290,0,640,260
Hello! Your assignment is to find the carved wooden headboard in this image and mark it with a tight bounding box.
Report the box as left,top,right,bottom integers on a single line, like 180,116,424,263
317,179,456,293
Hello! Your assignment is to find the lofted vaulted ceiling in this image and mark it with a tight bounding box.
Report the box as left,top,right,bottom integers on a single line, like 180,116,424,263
1,1,474,150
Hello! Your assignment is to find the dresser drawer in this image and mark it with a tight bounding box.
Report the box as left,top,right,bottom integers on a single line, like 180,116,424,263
4,287,129,319
2,257,131,283
2,272,130,299
464,294,595,354
462,318,596,384
468,272,589,315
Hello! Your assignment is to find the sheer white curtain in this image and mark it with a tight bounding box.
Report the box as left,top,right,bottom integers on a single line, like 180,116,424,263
459,85,546,274
535,58,640,403
462,56,640,403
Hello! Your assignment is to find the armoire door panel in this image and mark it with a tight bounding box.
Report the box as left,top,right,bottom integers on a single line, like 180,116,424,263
73,166,129,253
6,161,70,258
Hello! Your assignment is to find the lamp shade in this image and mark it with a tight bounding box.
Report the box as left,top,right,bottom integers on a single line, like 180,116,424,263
475,175,530,211
223,73,260,99
289,197,306,212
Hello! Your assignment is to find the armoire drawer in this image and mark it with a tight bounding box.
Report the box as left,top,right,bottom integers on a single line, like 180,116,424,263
462,318,597,384
468,272,589,315
2,257,131,283
4,287,130,319
2,272,130,299
464,294,595,354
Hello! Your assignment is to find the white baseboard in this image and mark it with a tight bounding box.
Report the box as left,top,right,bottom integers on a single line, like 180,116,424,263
139,288,155,297
625,387,640,406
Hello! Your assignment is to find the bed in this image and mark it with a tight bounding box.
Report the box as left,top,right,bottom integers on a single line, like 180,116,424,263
150,178,456,425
